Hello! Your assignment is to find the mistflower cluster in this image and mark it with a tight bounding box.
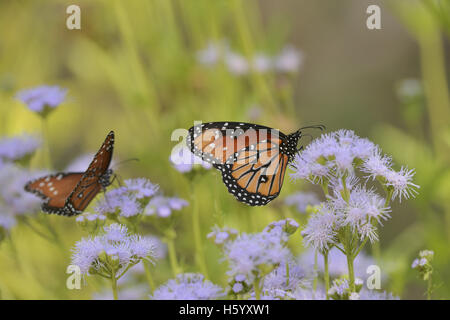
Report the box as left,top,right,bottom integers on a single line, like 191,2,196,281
0,207,16,242
284,191,320,213
412,250,434,281
290,129,419,299
170,145,211,173
71,223,157,277
150,273,224,300
196,41,303,75
15,85,67,116
207,225,239,245
328,277,363,300
95,178,159,218
144,195,189,218
301,204,338,253
263,218,299,236
223,221,293,291
0,162,42,215
299,247,375,279
330,183,392,243
290,129,419,202
263,259,310,293
0,134,41,162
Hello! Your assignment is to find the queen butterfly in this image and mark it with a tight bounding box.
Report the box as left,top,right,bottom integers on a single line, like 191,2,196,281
186,122,324,206
24,131,115,216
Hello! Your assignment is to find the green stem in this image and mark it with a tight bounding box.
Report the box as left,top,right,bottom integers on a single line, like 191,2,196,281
143,260,155,293
191,187,208,278
324,252,330,300
253,277,261,300
111,273,119,300
346,253,356,293
165,230,181,277
285,261,290,288
427,274,433,300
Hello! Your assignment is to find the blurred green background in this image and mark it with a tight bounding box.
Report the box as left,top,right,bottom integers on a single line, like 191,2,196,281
0,0,449,299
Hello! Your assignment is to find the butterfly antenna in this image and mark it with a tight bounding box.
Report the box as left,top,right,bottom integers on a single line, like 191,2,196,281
112,158,139,170
297,124,326,133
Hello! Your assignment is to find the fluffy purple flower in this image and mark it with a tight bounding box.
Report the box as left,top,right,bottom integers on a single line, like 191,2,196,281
16,85,67,115
71,224,156,276
384,167,419,202
299,247,376,279
95,178,158,218
290,130,378,183
144,196,188,218
0,163,42,215
263,259,310,292
284,192,320,213
207,225,239,245
150,273,224,300
124,178,159,199
274,45,303,73
301,205,338,253
292,288,327,300
170,146,211,173
264,218,299,236
356,289,399,300
0,134,41,162
223,227,291,284
0,207,16,241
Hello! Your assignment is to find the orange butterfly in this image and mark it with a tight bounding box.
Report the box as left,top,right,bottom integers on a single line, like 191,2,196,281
25,131,115,216
186,122,324,206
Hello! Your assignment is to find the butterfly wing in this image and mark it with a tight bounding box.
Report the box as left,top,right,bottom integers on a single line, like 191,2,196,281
63,131,115,216
187,122,287,167
24,173,84,212
187,122,291,206
221,139,289,206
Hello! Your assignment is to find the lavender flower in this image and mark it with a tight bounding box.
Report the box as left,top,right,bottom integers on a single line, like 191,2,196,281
225,51,249,75
144,196,188,218
328,277,363,299
331,186,391,243
292,288,327,300
263,259,310,292
284,192,320,213
252,53,273,73
150,273,224,300
384,167,419,202
357,289,399,300
95,178,158,218
223,225,291,285
16,85,67,115
170,146,211,173
71,224,156,277
0,163,42,215
301,205,338,253
299,247,375,278
412,250,434,281
274,46,303,73
207,225,239,245
263,218,299,236
0,208,16,241
0,134,41,162
196,40,228,66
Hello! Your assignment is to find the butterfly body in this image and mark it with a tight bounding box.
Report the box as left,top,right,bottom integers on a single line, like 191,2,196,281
186,122,321,206
25,131,115,216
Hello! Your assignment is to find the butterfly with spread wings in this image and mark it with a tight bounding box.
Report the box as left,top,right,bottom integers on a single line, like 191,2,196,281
24,131,115,216
186,122,324,206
